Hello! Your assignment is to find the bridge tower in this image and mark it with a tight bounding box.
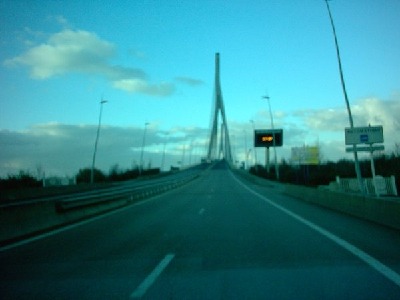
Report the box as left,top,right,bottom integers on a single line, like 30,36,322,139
207,53,233,162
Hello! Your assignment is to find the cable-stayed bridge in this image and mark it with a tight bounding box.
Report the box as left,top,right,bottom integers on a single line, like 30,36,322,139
207,53,233,163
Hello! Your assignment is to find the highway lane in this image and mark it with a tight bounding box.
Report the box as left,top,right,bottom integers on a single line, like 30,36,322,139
1,160,400,299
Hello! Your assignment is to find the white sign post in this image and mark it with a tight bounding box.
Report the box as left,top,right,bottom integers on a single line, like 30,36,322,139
345,125,384,197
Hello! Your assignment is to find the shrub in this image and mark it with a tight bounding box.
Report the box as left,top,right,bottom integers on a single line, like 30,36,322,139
76,168,106,184
0,171,41,190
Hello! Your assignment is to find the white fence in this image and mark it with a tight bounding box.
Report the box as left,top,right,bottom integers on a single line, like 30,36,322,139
43,176,76,187
336,176,398,197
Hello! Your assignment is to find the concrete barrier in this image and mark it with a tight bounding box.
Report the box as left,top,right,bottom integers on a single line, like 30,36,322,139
0,197,130,245
233,169,400,231
283,184,400,230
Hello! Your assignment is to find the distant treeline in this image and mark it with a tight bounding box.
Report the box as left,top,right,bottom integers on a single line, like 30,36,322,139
0,171,42,190
250,154,400,191
0,166,161,190
1,155,399,192
75,166,161,184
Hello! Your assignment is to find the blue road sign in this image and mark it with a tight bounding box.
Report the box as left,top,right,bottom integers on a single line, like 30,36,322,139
360,134,369,143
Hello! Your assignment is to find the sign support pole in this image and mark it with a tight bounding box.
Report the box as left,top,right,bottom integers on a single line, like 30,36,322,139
345,143,384,197
369,145,379,197
325,0,364,195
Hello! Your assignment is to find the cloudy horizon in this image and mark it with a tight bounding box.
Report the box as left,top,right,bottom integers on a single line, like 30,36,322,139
1,96,398,178
1,1,399,178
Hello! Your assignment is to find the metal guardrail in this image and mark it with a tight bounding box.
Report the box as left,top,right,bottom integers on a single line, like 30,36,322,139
55,174,199,212
1,165,209,210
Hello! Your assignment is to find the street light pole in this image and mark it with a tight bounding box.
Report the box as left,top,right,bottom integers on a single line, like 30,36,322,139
324,0,364,194
181,143,186,167
263,96,279,180
243,129,248,169
161,132,169,171
91,99,107,184
250,120,258,167
139,122,149,175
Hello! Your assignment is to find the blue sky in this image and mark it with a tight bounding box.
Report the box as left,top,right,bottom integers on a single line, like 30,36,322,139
1,0,399,177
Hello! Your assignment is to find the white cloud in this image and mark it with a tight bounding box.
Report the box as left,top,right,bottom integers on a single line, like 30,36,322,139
128,48,148,60
352,98,400,131
175,76,204,86
293,108,348,131
4,29,174,97
54,15,69,28
296,98,400,136
0,123,208,177
5,30,115,79
290,97,400,160
112,79,175,96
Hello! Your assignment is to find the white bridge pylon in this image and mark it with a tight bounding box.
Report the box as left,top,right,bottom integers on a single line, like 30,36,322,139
207,53,233,162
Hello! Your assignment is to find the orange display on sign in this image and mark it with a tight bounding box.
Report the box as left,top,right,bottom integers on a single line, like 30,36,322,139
262,136,274,142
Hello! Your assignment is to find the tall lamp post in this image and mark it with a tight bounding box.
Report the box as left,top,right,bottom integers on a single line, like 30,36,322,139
91,99,107,184
324,0,364,194
161,132,169,171
262,96,279,180
139,122,149,175
250,120,258,167
243,129,248,169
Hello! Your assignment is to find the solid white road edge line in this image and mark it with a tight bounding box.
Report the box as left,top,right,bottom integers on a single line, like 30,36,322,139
130,253,175,298
230,171,400,288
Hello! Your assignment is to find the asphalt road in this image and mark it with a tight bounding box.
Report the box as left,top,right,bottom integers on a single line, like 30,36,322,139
1,160,400,299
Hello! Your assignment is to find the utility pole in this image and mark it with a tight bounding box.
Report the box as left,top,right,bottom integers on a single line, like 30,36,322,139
250,120,258,167
161,132,168,171
324,0,364,194
243,129,248,169
91,99,107,184
139,122,149,175
262,96,279,180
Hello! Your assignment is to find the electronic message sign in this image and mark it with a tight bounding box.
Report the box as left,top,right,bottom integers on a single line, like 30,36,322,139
254,129,283,148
